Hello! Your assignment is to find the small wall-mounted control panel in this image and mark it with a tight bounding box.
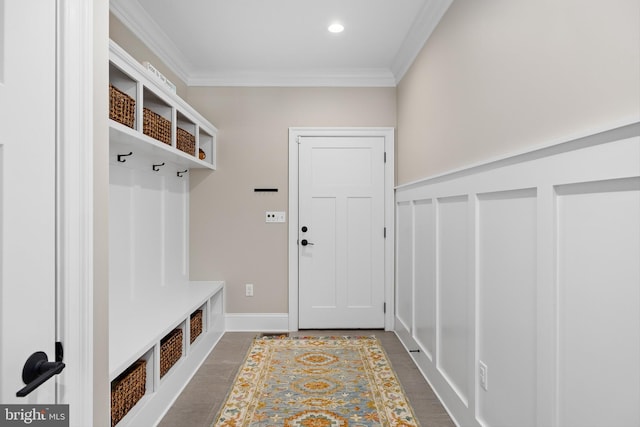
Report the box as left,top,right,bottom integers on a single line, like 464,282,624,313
265,211,286,223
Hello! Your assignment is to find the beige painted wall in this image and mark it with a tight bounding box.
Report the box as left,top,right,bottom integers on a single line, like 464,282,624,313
109,13,188,98
188,87,396,313
397,0,640,184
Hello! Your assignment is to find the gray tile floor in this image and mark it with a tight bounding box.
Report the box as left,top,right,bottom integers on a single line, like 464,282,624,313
158,331,455,427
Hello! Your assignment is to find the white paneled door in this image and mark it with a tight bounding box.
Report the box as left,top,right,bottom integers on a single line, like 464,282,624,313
298,136,385,328
0,0,59,403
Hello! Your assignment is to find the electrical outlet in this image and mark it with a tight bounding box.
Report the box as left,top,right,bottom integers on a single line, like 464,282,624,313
479,361,488,391
245,283,254,297
265,211,286,223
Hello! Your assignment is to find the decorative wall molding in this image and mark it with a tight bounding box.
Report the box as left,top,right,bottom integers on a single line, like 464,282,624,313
188,68,397,88
391,0,453,83
395,122,640,427
110,0,191,84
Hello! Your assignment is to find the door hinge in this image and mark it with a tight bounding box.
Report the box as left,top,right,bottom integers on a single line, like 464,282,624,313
384,227,386,238
383,302,386,313
384,152,387,163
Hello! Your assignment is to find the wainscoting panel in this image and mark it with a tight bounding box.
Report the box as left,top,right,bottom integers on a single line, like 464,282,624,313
477,189,537,427
413,199,436,361
556,178,640,427
394,122,640,427
396,201,413,333
437,195,470,406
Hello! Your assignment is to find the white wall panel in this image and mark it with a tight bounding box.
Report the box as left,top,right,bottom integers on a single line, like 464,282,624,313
110,161,191,305
394,124,640,427
477,189,537,427
133,169,163,293
164,177,188,286
437,195,470,405
556,178,640,427
396,201,413,333
109,165,134,302
414,199,436,360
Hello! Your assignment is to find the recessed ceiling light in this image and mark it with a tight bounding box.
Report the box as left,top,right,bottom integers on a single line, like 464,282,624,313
328,23,344,33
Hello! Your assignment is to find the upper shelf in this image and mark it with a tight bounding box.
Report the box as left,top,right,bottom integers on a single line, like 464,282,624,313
109,40,217,170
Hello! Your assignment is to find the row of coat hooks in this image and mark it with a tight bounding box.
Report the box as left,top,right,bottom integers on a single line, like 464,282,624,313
117,152,188,177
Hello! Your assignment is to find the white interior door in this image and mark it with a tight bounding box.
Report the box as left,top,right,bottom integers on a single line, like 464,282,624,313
0,0,58,403
298,136,385,329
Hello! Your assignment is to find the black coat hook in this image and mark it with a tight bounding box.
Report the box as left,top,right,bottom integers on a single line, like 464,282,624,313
117,152,133,162
177,169,188,177
152,162,165,172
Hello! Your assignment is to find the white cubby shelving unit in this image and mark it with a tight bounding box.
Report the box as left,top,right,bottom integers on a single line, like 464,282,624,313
109,40,217,170
108,40,224,427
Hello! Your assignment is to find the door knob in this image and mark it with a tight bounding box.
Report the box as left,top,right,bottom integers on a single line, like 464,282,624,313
300,239,314,246
16,351,65,397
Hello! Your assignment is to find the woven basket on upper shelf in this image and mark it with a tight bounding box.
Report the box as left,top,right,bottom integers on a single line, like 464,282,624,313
109,84,135,129
190,310,203,344
111,360,146,427
176,127,196,156
160,328,183,378
143,108,171,146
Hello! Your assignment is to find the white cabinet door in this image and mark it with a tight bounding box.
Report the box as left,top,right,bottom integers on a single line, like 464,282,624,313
0,0,58,403
298,136,385,328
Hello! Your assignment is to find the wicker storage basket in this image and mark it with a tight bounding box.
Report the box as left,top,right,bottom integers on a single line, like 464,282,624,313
176,127,196,156
111,360,146,427
190,310,203,344
160,328,183,378
109,84,135,128
143,108,171,146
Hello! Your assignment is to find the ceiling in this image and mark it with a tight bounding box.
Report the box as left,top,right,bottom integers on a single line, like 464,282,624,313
109,0,452,87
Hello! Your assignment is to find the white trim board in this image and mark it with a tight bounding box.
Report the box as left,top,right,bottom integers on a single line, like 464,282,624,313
397,119,640,191
288,127,395,332
57,0,97,424
224,313,290,332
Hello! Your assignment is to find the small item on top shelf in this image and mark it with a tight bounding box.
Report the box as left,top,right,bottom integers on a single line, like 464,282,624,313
141,61,177,94
199,148,206,160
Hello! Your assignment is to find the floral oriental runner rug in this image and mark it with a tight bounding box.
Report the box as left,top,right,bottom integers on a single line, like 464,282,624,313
213,336,420,426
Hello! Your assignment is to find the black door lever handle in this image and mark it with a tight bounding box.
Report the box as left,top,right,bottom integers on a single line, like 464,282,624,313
16,351,65,397
300,239,314,246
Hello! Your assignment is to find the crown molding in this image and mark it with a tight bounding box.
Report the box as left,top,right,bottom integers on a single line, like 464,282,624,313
188,68,397,87
391,0,453,84
109,0,191,84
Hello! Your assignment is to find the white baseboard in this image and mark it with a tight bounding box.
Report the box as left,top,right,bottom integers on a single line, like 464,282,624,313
224,313,290,332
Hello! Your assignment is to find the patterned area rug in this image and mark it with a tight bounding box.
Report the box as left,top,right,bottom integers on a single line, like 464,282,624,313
213,336,419,426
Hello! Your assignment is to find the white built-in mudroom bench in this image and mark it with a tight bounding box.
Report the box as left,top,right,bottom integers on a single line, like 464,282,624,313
108,40,224,427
